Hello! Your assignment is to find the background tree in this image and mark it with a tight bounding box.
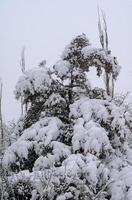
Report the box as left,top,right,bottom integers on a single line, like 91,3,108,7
98,8,115,97
20,46,26,116
0,79,3,153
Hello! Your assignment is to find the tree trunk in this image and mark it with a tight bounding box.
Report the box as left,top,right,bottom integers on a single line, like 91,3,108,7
105,71,110,96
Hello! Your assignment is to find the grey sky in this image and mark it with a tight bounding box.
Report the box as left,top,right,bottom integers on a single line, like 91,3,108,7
0,0,132,121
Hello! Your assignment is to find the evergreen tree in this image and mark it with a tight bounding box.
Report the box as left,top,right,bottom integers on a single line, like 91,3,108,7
2,35,132,200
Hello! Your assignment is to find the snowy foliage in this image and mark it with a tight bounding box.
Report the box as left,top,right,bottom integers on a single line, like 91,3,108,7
82,46,121,79
15,67,53,103
2,34,132,200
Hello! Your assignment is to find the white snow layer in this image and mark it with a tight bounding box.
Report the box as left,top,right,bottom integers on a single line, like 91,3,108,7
15,67,52,99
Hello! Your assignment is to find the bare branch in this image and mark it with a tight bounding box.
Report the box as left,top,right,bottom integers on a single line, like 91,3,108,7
98,7,105,49
20,46,26,73
20,46,26,116
102,10,109,50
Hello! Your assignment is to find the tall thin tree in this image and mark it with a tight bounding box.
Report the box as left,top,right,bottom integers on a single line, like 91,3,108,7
98,8,114,97
20,47,26,115
20,46,26,73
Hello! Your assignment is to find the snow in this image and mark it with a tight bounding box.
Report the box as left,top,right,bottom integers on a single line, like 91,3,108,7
82,45,98,56
70,98,109,122
72,118,112,156
45,93,66,107
82,45,121,79
33,141,71,171
15,67,52,100
56,192,73,200
54,60,71,78
2,117,63,169
108,165,132,200
61,34,90,60
126,187,132,200
3,94,132,199
2,34,132,199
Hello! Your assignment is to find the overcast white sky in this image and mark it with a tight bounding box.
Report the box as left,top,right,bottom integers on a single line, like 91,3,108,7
0,0,132,122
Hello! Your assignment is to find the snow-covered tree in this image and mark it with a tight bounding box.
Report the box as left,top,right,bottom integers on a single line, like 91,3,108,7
2,34,132,200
